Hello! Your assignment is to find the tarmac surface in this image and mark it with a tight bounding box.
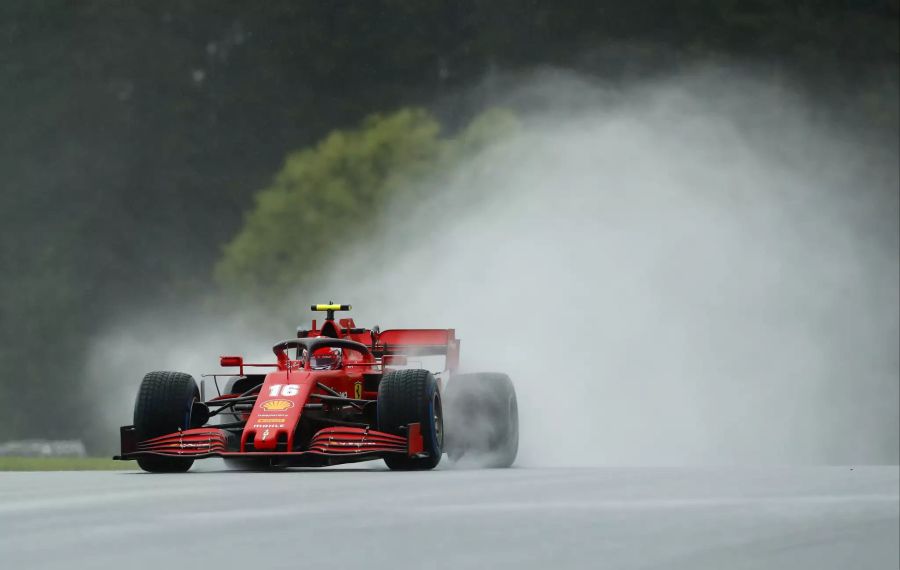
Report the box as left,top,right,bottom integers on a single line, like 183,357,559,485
1,464,897,570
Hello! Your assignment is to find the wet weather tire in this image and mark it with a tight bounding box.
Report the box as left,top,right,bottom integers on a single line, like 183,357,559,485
445,372,518,468
133,371,199,473
377,369,443,470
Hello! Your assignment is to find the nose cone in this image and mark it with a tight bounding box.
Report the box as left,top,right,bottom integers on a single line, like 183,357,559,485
241,370,314,453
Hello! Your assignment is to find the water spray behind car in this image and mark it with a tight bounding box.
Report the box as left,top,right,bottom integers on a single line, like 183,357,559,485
301,69,899,466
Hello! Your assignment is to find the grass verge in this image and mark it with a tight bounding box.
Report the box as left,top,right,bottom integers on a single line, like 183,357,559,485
0,456,131,471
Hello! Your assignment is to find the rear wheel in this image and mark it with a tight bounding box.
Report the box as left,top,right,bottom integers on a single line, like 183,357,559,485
133,371,199,473
445,372,518,468
377,369,443,470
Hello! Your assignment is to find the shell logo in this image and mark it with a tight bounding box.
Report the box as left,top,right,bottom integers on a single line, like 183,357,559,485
260,399,294,412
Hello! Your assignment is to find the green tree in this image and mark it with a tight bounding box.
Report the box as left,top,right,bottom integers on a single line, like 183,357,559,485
215,107,517,299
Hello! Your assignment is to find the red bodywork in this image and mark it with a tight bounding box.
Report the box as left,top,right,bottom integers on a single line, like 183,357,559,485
115,311,455,467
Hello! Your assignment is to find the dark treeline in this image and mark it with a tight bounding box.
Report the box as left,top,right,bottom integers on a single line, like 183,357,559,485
0,1,897,446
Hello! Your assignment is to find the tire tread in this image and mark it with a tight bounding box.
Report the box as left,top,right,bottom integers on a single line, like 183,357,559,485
377,369,441,470
133,371,198,473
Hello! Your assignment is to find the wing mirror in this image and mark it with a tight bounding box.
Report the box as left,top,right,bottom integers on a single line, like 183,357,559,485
220,356,243,368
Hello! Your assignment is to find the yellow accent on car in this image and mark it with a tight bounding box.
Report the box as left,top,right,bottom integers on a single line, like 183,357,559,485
313,304,351,311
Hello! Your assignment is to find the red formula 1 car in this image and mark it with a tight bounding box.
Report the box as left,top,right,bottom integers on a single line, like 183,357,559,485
115,304,518,472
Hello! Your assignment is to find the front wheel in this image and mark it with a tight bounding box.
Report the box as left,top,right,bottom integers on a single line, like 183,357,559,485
133,371,199,473
377,369,443,470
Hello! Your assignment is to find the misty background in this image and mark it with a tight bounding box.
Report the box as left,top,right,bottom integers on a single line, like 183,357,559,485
1,2,897,463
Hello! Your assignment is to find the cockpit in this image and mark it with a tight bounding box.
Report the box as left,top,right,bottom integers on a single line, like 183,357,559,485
309,347,343,370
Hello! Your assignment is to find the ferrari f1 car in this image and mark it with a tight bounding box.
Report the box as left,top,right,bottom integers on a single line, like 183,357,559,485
114,304,518,472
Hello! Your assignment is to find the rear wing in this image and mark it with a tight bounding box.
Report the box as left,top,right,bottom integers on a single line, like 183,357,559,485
375,329,460,373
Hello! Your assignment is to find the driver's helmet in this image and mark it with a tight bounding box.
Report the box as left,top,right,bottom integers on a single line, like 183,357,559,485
310,347,342,370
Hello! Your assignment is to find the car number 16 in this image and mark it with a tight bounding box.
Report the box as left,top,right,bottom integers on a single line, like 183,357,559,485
267,384,299,397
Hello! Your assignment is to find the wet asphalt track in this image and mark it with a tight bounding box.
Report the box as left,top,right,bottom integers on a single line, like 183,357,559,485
0,464,897,570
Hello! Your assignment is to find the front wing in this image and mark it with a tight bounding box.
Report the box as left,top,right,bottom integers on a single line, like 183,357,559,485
114,423,425,467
